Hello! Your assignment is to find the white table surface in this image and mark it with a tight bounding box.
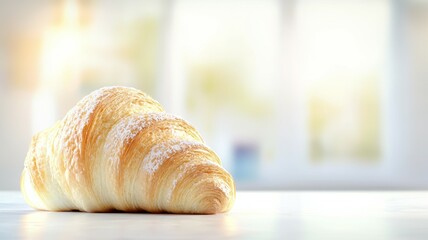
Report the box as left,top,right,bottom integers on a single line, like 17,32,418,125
2,191,428,239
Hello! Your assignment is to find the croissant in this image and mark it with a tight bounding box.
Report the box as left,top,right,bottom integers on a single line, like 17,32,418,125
21,86,235,214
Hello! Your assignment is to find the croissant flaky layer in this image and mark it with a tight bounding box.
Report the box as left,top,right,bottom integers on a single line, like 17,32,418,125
21,87,235,214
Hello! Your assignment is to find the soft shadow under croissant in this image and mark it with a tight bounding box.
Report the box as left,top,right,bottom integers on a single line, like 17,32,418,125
21,86,236,214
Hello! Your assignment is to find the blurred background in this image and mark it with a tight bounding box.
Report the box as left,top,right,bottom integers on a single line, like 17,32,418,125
0,0,427,190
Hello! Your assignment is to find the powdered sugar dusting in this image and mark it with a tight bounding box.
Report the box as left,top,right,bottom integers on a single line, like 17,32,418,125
60,86,144,176
60,87,113,176
105,112,178,166
212,177,231,198
66,87,118,134
142,140,203,175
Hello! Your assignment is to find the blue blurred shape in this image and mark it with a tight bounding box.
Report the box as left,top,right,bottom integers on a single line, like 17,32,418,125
232,142,259,181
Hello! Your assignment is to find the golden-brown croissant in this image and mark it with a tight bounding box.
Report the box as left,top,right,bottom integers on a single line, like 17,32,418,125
21,86,235,214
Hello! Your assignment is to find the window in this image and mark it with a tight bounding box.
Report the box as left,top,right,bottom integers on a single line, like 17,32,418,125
167,0,281,180
295,0,389,164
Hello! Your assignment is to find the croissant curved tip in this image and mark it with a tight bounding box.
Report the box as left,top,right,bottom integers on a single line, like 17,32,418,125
184,184,235,214
195,197,228,214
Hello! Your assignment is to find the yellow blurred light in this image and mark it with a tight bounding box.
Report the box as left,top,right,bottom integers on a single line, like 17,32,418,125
64,0,79,25
40,0,82,88
33,0,82,133
40,29,81,84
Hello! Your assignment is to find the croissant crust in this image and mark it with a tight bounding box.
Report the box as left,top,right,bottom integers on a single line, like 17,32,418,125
21,87,235,214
